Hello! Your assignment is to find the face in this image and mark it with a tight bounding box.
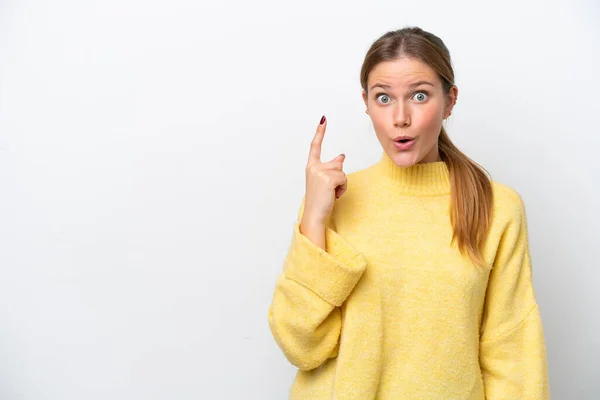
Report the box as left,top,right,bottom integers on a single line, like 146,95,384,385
362,57,457,166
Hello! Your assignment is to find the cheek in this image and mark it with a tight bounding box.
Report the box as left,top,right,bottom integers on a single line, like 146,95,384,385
416,104,444,128
369,113,387,132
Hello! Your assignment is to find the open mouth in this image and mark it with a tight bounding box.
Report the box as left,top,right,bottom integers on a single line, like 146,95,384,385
393,137,416,150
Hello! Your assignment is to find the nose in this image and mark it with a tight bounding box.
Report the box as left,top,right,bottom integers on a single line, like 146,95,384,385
393,103,410,128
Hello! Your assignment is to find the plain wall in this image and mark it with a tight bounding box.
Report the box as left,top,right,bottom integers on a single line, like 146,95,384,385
1,0,599,398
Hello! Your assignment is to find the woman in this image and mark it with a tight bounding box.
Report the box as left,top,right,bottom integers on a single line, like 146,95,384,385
268,26,549,399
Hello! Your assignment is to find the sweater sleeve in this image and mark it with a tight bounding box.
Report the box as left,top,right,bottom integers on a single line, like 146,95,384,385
479,194,549,399
267,197,367,370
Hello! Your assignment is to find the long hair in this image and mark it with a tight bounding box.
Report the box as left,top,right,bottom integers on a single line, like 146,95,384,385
360,27,494,268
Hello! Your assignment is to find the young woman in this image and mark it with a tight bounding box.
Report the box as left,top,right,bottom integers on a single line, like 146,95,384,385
268,27,549,399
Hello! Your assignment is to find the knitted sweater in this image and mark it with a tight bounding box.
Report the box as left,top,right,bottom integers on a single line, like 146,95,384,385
268,151,549,399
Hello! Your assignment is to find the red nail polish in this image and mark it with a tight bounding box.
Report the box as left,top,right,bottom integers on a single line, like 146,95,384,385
320,115,326,125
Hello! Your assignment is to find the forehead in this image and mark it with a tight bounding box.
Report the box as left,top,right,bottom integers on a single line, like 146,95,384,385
368,58,439,88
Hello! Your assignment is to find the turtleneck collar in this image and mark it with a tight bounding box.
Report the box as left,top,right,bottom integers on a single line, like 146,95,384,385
371,151,451,196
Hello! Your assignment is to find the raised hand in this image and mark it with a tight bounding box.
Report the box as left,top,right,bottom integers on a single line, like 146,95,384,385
301,115,348,229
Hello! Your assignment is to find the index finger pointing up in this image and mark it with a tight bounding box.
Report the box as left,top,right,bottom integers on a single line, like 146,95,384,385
308,115,327,165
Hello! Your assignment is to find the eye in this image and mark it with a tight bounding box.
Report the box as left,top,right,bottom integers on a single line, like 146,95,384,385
375,93,391,104
413,91,429,102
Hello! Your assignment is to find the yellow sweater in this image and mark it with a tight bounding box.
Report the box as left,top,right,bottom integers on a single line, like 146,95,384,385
268,151,549,399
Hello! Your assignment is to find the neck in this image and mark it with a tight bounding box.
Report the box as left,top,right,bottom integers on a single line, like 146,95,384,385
372,151,451,196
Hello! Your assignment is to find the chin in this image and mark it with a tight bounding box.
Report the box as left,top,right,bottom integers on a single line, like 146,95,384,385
389,149,422,167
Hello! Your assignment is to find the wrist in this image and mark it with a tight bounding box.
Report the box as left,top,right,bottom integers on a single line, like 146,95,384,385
300,216,325,231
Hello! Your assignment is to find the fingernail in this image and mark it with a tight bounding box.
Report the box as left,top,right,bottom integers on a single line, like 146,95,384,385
319,115,326,125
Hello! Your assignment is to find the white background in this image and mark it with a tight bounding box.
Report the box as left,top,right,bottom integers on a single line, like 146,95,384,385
1,0,599,398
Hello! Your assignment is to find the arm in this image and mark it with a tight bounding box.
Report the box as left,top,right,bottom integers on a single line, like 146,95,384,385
479,194,549,399
267,197,367,370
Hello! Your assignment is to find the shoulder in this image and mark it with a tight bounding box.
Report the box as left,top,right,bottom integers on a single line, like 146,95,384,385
490,179,527,223
341,164,378,201
321,165,376,229
491,180,522,203
344,163,378,188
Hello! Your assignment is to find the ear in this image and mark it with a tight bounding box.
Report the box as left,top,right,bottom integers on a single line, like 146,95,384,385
362,90,368,107
444,86,458,118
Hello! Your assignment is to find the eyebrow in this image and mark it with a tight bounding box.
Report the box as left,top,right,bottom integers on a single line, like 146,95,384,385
369,80,434,91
